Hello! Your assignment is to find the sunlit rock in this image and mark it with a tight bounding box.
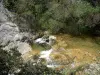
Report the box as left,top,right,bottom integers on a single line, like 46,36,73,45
17,42,32,55
48,35,56,45
35,35,56,46
35,38,46,44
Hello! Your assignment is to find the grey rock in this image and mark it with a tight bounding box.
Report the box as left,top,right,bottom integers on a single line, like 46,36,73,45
0,1,33,55
17,42,32,55
0,2,8,22
0,22,19,46
84,63,100,75
2,41,17,52
35,35,56,46
0,22,34,55
0,23,32,55
0,1,13,22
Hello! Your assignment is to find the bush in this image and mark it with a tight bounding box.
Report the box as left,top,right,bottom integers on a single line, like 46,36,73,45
19,61,62,75
3,0,100,35
39,0,100,35
0,48,22,75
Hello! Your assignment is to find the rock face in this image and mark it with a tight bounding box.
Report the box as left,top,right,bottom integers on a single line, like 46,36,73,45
0,22,32,54
0,1,32,55
0,1,17,46
0,1,13,22
0,22,19,46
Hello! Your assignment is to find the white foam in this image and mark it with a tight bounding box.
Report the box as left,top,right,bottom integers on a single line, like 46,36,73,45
39,49,53,61
35,38,45,44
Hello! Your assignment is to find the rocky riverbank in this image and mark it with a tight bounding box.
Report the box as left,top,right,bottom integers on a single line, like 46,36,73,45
0,1,100,75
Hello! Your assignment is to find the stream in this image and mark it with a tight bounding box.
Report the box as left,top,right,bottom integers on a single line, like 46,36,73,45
22,34,100,70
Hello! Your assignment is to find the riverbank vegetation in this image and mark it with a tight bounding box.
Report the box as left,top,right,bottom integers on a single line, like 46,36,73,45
4,0,100,35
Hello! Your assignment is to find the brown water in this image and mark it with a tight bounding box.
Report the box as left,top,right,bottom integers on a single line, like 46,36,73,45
51,34,100,69
22,34,100,69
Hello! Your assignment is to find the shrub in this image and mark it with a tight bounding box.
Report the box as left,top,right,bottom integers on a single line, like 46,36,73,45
39,0,100,35
3,0,100,35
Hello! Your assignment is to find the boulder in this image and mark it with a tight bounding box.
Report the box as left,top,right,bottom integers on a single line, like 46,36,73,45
17,42,32,55
35,35,56,46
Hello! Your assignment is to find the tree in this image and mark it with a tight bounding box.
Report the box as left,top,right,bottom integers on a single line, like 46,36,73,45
3,0,100,35
0,48,23,74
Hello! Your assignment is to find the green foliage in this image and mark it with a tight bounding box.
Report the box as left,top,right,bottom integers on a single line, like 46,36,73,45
0,47,61,75
3,0,17,12
39,0,100,35
4,0,48,31
0,48,22,74
18,61,62,75
3,0,100,35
